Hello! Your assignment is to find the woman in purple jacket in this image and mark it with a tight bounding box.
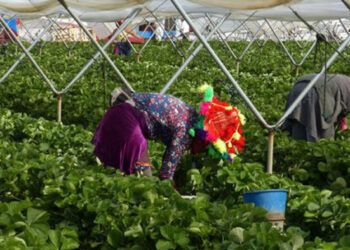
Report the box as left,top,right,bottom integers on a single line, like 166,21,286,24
92,88,204,180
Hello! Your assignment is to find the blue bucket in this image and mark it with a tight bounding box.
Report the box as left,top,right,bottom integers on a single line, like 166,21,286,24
243,189,288,213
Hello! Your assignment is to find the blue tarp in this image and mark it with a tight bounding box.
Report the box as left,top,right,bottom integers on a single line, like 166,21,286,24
4,19,18,35
137,31,178,39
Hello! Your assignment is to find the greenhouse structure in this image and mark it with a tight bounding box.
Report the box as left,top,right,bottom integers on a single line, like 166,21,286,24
1,0,350,249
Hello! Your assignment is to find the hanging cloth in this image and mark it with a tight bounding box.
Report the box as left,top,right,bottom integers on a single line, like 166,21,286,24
283,74,350,141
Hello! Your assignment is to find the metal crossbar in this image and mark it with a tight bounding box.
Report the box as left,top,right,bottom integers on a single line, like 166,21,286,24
0,18,16,44
146,10,186,58
224,11,257,41
1,1,349,174
340,19,350,36
109,0,193,60
20,18,52,44
170,0,350,174
161,13,231,94
1,7,142,122
48,16,79,52
0,15,59,94
289,10,350,67
171,0,269,127
209,16,261,53
265,19,317,67
232,21,266,61
279,21,309,49
205,15,266,73
0,18,55,84
205,14,238,61
115,21,138,54
57,0,137,92
57,7,142,94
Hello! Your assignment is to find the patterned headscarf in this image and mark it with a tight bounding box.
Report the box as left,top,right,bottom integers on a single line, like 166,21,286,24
109,87,135,107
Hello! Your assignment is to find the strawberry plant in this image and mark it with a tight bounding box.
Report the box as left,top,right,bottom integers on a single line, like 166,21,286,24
1,40,350,248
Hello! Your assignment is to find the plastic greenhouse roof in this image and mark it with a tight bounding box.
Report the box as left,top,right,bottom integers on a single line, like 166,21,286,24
0,0,349,22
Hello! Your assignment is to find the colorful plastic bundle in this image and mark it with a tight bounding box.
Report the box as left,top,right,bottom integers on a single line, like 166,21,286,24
189,84,246,161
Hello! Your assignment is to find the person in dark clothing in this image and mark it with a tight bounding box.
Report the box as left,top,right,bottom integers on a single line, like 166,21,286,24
115,42,131,56
282,73,350,142
112,21,143,56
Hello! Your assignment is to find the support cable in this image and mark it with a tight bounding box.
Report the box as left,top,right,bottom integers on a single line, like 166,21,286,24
290,7,350,67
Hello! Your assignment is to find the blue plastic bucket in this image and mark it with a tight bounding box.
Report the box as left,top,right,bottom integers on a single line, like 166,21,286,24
243,189,288,213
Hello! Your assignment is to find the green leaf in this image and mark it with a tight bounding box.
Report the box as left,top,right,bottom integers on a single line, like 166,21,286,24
279,242,292,250
107,228,124,247
320,190,332,198
61,228,79,239
39,143,50,152
61,237,79,250
229,227,244,244
333,177,347,189
7,201,31,216
1,236,27,249
160,226,172,240
24,224,50,246
48,230,60,249
304,211,316,218
156,240,176,250
26,208,48,225
188,227,201,234
317,162,327,172
307,202,320,211
174,231,189,248
0,213,11,226
143,190,158,204
339,235,350,246
290,234,304,250
124,224,143,238
321,211,333,218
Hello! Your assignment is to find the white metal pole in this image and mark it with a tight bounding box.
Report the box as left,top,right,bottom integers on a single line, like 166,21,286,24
0,15,58,94
170,0,269,129
161,14,230,94
59,8,142,94
57,0,137,92
0,20,55,83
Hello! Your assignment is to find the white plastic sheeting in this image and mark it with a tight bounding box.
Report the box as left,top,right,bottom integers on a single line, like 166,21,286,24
189,0,297,10
0,0,349,22
0,0,148,13
152,1,350,22
241,1,350,22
